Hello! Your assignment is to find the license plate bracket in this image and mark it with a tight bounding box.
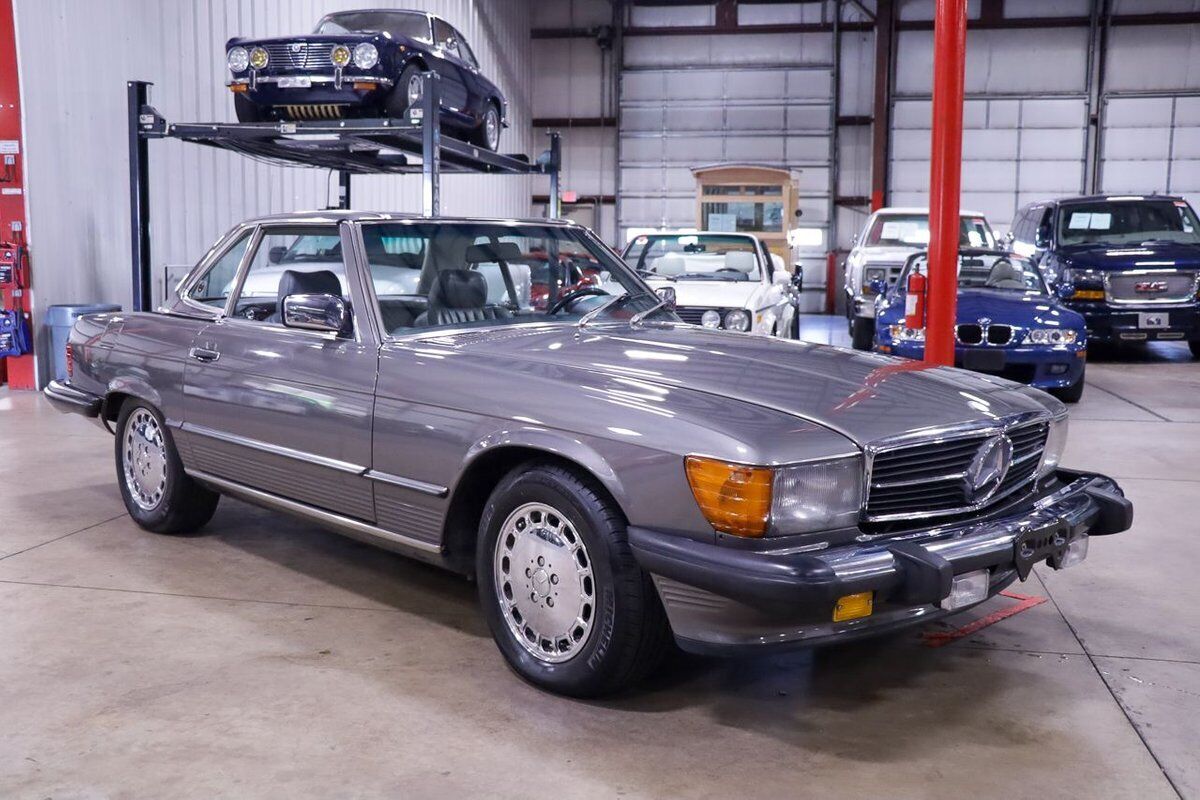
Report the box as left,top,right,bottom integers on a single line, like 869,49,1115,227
1013,522,1069,580
1138,311,1170,329
962,349,1007,372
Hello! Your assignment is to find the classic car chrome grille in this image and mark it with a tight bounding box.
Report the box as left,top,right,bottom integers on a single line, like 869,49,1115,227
861,262,907,294
1106,270,1198,304
864,419,1048,522
262,42,337,70
956,323,1013,346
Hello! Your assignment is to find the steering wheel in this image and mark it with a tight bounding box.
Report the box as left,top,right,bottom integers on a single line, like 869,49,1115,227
548,286,610,315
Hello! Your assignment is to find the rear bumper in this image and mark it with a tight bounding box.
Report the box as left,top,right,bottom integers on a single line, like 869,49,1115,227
630,469,1131,655
1066,302,1200,343
42,380,102,417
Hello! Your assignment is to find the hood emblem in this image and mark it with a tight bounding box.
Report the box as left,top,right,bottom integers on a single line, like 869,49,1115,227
1134,280,1168,294
291,42,303,53
963,434,1012,504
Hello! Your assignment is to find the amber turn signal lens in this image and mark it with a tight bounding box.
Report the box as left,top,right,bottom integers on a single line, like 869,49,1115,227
352,82,377,91
833,592,873,622
229,84,249,93
684,456,772,538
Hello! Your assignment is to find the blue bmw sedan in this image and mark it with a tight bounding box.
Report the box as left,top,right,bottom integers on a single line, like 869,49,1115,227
874,249,1088,402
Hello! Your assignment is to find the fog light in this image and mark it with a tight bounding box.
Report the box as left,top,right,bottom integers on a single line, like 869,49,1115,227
1058,534,1089,569
1049,364,1068,375
833,591,873,622
940,569,990,611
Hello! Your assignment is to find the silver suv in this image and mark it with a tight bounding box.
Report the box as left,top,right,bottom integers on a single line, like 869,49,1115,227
844,207,996,350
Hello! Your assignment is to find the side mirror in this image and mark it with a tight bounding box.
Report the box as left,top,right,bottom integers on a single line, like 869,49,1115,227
1035,224,1051,249
792,265,804,293
282,293,348,334
1002,231,1014,246
655,286,677,310
773,269,791,286
869,278,888,295
1056,283,1075,300
268,245,288,264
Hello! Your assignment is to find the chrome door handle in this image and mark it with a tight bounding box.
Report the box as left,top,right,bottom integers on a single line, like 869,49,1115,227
189,347,220,363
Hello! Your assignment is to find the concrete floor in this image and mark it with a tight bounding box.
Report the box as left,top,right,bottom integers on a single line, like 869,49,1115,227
2,318,1198,799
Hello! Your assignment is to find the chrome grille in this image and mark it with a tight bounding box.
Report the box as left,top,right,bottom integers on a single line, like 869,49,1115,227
262,42,337,70
1106,270,1198,304
865,419,1048,522
861,262,907,294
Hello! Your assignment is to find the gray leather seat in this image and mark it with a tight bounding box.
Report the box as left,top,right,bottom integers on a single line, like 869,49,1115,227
419,269,512,327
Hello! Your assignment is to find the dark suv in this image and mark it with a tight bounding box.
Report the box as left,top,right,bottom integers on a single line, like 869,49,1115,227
1007,195,1200,357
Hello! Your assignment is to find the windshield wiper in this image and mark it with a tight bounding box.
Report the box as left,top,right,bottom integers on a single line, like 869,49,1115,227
578,290,657,328
629,295,670,326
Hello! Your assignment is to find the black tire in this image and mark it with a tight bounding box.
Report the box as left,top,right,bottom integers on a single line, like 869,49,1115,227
850,316,874,350
385,64,425,119
233,93,264,123
1190,339,1200,359
470,100,502,151
114,400,219,534
1051,368,1085,404
476,462,671,697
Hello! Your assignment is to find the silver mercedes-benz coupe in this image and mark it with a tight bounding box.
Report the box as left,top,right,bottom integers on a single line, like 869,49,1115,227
45,211,1132,696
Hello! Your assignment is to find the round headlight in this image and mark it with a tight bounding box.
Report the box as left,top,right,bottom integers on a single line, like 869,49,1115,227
248,46,269,69
700,310,722,328
353,42,379,69
1028,329,1048,344
227,46,249,72
331,44,352,67
724,309,751,332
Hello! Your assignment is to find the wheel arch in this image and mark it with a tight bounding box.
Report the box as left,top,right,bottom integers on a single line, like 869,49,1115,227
103,376,164,424
440,436,628,574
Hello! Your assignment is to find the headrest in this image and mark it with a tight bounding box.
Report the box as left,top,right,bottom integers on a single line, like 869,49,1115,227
724,250,757,273
653,253,686,276
986,260,1025,289
277,269,342,304
430,269,487,309
466,242,522,263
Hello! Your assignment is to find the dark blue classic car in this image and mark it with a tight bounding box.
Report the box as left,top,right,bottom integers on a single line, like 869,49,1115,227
874,249,1088,402
1007,195,1200,357
226,9,507,150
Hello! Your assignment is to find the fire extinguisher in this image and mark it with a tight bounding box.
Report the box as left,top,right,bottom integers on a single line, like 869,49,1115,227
904,271,927,330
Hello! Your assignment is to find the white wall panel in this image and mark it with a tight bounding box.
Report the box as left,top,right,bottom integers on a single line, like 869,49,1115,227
532,0,611,29
895,28,1089,96
16,0,533,385
532,39,606,119
1106,25,1200,93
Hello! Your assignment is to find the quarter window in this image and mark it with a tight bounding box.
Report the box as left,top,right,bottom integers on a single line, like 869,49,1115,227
187,232,250,309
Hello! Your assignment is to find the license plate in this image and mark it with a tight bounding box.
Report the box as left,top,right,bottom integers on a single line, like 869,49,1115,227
961,349,1007,372
1138,312,1169,329
276,77,312,89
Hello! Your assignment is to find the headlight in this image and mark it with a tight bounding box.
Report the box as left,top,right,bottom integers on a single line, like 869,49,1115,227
248,46,269,69
771,456,863,534
353,42,379,69
863,267,886,293
1039,415,1069,477
700,309,722,328
889,324,925,342
1027,328,1078,345
227,47,249,72
724,309,750,332
331,44,352,67
684,455,863,538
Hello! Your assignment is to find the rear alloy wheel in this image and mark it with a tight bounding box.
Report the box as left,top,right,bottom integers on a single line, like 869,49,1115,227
472,102,501,151
115,400,219,534
477,463,670,697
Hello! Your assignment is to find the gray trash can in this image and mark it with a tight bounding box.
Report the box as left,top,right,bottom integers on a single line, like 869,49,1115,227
45,304,121,381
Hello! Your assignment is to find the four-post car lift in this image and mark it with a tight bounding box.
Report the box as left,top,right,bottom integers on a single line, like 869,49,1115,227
127,72,562,312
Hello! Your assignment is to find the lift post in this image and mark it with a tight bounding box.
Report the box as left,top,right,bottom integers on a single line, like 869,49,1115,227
924,0,968,367
126,75,560,310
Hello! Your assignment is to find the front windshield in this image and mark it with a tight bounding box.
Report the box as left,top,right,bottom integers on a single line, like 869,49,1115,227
1056,199,1200,246
866,214,995,248
316,11,431,41
623,233,762,282
901,251,1046,294
362,222,659,335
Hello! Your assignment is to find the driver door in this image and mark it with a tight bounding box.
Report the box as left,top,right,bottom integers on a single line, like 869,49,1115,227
182,222,379,521
430,17,470,116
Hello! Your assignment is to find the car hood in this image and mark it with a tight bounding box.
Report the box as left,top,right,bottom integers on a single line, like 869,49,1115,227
418,323,1057,447
1057,241,1200,271
227,32,386,49
879,290,1085,330
645,278,761,309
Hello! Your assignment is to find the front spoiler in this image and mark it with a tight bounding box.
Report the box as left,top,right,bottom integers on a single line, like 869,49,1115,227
630,469,1132,654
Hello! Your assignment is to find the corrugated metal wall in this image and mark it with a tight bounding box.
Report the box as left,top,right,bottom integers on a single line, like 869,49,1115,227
16,0,532,386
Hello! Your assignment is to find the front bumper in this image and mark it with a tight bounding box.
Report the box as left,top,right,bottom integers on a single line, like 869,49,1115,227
1066,301,1200,343
882,341,1085,389
229,74,393,107
630,469,1131,655
43,380,102,417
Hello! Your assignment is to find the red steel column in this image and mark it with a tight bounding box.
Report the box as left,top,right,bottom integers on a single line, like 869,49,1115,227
924,0,968,366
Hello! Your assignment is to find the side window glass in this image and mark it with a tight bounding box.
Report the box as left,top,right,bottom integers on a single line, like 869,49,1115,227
434,19,459,57
455,29,478,67
187,232,250,309
230,226,348,323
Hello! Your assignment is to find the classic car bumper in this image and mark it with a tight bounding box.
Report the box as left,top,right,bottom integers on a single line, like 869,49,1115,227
43,380,102,417
1065,301,1200,343
630,469,1131,655
882,341,1086,390
230,74,393,108
848,290,879,319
